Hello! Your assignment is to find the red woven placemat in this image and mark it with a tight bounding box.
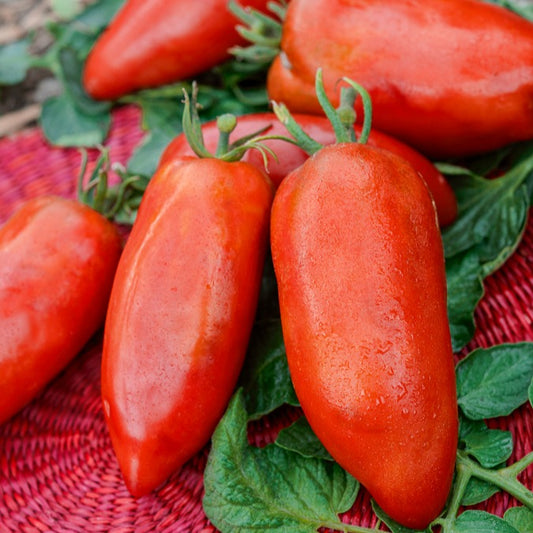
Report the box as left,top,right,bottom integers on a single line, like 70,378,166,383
0,106,531,532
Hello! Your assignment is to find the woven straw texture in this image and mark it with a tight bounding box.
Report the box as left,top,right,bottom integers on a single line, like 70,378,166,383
0,105,531,532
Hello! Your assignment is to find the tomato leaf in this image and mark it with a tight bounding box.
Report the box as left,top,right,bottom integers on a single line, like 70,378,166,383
0,38,34,85
441,164,531,265
461,429,513,469
127,130,177,178
239,319,298,420
441,146,533,351
445,253,485,352
504,507,533,532
275,417,333,461
461,477,500,507
452,510,520,533
40,95,110,146
456,343,533,420
203,390,359,533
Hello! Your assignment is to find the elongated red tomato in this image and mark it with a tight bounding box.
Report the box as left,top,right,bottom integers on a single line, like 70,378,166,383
102,156,273,497
271,143,458,529
268,0,533,158
83,0,274,100
0,196,122,425
160,112,457,226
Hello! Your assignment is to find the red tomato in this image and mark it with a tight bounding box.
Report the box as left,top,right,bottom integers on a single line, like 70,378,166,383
101,156,273,497
0,196,122,424
160,112,457,226
271,142,458,529
267,0,533,158
83,0,276,100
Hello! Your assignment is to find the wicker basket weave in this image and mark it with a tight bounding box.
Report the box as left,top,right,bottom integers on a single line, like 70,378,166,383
0,106,531,532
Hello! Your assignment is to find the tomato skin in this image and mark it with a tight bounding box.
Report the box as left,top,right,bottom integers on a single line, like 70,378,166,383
102,157,273,497
160,112,457,226
267,0,533,158
0,196,123,425
83,0,274,100
270,143,458,529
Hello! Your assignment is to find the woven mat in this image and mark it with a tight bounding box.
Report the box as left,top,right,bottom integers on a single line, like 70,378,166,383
0,105,531,532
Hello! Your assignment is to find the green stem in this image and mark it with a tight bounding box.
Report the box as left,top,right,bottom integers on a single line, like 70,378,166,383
271,101,324,155
457,450,533,509
315,68,348,144
336,87,357,143
432,457,472,530
340,77,373,144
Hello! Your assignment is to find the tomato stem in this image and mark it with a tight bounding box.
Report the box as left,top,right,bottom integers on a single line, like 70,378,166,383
228,0,285,66
457,450,533,510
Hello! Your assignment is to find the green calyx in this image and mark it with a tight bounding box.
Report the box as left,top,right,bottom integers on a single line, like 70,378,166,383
272,68,374,155
182,82,295,167
77,148,148,225
228,0,286,68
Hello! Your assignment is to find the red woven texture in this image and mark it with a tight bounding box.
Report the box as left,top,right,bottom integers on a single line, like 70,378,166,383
0,106,531,532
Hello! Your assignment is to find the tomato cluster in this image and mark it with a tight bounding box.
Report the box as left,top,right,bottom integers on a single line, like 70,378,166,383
3,0,533,529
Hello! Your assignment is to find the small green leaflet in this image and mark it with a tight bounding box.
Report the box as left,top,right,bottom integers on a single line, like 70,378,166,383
459,418,513,469
0,38,33,85
275,417,333,461
451,510,520,533
456,343,533,420
445,252,485,352
239,318,298,420
40,48,111,146
440,153,532,265
203,390,359,533
460,477,500,507
504,507,533,532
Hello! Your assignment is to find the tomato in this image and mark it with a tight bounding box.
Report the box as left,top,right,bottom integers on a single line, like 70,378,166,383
270,142,458,529
101,156,273,497
0,196,122,425
267,0,533,158
161,112,457,226
83,0,275,100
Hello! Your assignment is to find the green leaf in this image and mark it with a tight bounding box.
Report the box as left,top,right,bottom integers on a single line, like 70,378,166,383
529,377,533,408
446,252,485,352
372,501,428,533
0,38,33,85
239,319,298,420
452,510,520,533
462,428,513,469
461,477,500,507
504,507,533,532
275,417,333,461
40,47,111,147
442,166,531,264
203,390,359,533
51,0,84,20
40,95,110,146
456,343,533,420
57,47,110,115
126,130,176,178
74,0,125,31
459,416,513,469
